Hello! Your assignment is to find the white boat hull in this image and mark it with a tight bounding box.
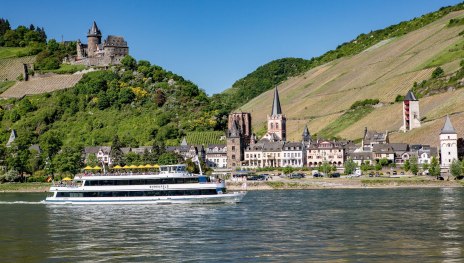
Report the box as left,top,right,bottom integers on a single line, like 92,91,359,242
44,192,246,205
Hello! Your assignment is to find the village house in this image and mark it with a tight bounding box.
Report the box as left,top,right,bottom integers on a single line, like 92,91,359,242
306,140,344,168
205,144,227,168
282,142,305,167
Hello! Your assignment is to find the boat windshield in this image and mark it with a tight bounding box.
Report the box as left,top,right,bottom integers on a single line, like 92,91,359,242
160,165,187,173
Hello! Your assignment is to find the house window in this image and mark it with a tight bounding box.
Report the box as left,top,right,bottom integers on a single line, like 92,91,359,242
232,146,235,151
276,123,279,129
232,155,236,160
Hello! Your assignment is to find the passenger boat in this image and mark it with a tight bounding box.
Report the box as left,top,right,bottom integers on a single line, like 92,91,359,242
44,164,246,204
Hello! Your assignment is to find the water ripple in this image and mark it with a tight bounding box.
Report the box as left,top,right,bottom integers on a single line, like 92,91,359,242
1,189,464,262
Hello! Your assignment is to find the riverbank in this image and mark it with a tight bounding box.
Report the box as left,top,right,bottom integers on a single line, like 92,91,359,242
0,182,50,192
0,177,462,192
226,176,464,190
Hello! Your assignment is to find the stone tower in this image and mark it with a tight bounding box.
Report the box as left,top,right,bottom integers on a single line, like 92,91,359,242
87,21,102,58
440,115,458,169
228,112,252,145
226,120,244,169
401,90,421,132
266,86,286,141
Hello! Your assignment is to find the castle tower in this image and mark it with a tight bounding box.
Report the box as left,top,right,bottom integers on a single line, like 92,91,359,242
226,120,244,168
302,125,311,144
401,90,421,132
440,115,458,169
228,112,252,145
87,21,102,58
266,86,286,141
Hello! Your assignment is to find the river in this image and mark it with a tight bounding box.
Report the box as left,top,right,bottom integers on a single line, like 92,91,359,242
0,188,463,262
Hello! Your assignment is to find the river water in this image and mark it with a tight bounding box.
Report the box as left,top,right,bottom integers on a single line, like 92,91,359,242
0,188,463,262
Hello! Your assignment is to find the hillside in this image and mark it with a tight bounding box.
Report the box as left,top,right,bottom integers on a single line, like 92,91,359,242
1,73,83,98
239,9,464,148
222,3,464,112
0,55,35,81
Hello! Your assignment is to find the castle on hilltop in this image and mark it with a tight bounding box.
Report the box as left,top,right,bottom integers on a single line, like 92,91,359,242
69,21,129,67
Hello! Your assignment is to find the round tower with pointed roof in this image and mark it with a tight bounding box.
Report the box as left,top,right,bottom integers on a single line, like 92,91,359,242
87,21,102,58
440,115,457,168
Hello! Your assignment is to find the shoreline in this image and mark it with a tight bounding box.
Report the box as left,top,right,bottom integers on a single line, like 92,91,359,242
0,178,462,193
226,177,463,191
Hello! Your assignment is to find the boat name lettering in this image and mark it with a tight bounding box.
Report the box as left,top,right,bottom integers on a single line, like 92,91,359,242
149,185,168,190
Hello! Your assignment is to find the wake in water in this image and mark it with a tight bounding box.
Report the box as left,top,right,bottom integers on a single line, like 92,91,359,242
0,201,45,205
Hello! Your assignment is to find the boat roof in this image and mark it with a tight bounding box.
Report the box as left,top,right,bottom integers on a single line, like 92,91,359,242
74,173,207,181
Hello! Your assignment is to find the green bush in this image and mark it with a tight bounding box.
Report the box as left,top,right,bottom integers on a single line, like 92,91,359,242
350,99,380,110
432,67,444,78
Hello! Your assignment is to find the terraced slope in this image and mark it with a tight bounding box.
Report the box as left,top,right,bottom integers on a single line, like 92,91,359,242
240,10,464,148
0,74,83,98
0,56,36,81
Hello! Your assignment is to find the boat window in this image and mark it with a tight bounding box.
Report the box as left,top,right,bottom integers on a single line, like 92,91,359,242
199,177,207,183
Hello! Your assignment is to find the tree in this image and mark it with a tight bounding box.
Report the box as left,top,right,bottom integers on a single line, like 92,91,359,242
450,159,462,179
379,158,389,167
422,163,429,175
85,153,98,167
39,131,62,160
121,55,137,70
319,161,332,176
124,152,140,165
361,161,371,173
158,152,183,165
410,156,419,175
432,67,444,78
404,159,410,172
53,146,83,175
110,135,124,166
374,162,382,171
147,141,166,164
282,166,295,175
344,158,357,175
429,156,440,178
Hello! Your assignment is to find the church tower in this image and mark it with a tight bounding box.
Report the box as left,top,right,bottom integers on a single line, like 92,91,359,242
302,125,311,144
87,21,102,58
440,115,458,169
266,86,286,141
401,90,421,132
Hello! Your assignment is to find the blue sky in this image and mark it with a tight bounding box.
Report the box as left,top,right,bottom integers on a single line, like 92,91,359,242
3,0,462,94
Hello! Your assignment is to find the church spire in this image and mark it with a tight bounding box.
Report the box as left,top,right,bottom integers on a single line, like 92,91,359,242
441,115,456,134
302,125,311,142
271,86,282,116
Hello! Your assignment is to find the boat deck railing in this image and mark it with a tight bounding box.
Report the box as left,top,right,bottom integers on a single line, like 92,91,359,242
78,172,200,177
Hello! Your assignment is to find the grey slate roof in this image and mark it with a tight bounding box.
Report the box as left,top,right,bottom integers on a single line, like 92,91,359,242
88,21,101,36
6,129,16,147
263,141,284,152
389,143,409,152
283,142,302,150
441,115,456,134
302,125,310,137
271,86,282,116
404,90,417,101
88,21,102,37
372,144,394,154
